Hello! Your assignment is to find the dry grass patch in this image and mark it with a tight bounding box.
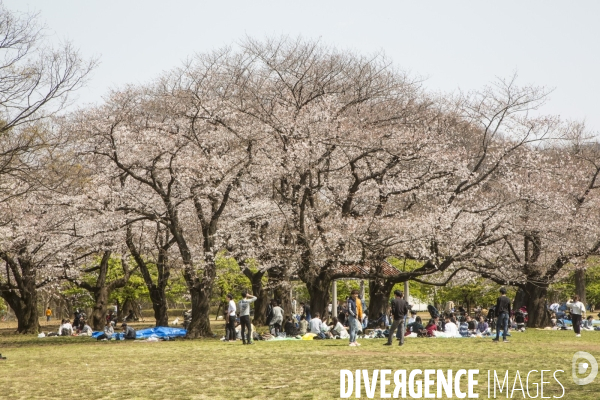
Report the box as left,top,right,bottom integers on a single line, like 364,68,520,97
1,323,599,399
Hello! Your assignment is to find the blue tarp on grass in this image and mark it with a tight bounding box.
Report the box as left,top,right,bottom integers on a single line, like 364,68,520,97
136,327,187,339
91,326,187,340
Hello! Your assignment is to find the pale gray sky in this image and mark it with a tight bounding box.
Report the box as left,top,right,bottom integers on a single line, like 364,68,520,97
5,1,600,131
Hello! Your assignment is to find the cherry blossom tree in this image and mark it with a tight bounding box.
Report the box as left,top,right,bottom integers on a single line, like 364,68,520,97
74,48,260,336
468,125,600,327
0,187,85,333
0,3,94,333
126,222,177,327
61,36,600,334
0,3,95,204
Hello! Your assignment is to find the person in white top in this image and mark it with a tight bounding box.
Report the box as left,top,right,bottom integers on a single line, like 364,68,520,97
226,293,237,341
309,312,324,335
327,317,349,339
443,317,459,337
291,298,297,317
238,291,257,344
58,319,73,336
567,295,586,337
407,310,417,325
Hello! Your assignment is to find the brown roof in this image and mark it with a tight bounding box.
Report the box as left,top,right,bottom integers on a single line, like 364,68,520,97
334,260,401,278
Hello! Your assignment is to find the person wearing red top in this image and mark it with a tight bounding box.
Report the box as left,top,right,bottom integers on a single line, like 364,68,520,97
425,319,437,337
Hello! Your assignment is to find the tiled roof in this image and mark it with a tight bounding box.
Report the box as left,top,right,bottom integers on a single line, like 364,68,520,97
334,260,401,278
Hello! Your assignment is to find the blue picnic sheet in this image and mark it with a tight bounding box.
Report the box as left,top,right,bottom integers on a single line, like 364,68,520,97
91,326,187,340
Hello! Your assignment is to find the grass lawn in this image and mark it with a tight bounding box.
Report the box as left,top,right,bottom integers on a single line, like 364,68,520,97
1,318,599,399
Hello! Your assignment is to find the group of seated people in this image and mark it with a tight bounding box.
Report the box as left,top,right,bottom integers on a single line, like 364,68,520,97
291,311,495,339
57,318,93,336
96,321,136,340
402,314,492,338
583,316,595,330
56,317,136,340
276,312,350,339
274,307,499,339
550,313,596,330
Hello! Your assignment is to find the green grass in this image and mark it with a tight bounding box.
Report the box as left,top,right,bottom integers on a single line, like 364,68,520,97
1,320,599,399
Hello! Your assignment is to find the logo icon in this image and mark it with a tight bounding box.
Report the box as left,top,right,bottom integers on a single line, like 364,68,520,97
572,351,598,385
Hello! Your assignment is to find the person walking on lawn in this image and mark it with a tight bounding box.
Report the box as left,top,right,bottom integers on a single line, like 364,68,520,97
493,287,511,343
385,290,409,346
347,289,362,347
238,291,257,344
567,295,586,337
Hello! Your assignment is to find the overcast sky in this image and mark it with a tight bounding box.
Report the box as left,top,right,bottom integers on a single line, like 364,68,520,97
5,1,600,132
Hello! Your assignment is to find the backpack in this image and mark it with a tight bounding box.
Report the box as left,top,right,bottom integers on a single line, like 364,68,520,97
427,305,440,319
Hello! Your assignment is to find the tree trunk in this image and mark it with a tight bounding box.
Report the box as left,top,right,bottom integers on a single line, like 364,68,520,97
575,268,586,304
0,262,40,334
116,299,123,321
513,287,527,311
186,286,213,338
306,278,331,320
268,266,293,317
122,298,142,321
522,282,551,328
91,288,109,330
3,290,39,334
245,270,268,326
16,295,39,334
149,288,169,327
368,278,395,322
126,226,172,328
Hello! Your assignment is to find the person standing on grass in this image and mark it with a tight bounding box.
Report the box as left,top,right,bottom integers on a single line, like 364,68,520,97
266,299,275,327
356,295,364,332
300,301,311,323
493,287,511,343
226,293,237,342
238,291,257,344
270,301,284,336
347,290,362,347
292,297,297,319
45,307,52,322
567,295,586,337
385,290,409,346
73,309,81,329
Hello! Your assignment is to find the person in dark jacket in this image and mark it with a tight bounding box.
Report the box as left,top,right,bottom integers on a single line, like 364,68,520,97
284,315,297,336
385,290,409,346
407,316,426,337
493,287,511,343
300,301,311,323
265,299,274,326
121,323,136,340
73,309,81,329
